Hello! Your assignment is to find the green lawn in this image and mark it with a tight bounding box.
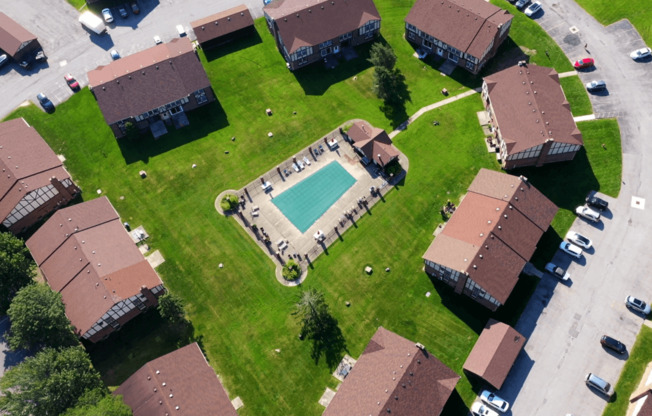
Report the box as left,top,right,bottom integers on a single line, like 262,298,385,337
574,0,652,46
560,75,594,116
5,2,623,415
603,325,652,416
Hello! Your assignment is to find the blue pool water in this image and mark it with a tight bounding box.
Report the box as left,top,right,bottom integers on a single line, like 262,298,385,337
272,161,356,233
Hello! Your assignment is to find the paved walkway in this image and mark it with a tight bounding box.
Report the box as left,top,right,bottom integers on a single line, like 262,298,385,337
573,114,596,122
388,89,480,139
558,70,579,78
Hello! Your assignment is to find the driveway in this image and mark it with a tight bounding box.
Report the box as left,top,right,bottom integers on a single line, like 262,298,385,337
500,2,652,415
0,0,266,119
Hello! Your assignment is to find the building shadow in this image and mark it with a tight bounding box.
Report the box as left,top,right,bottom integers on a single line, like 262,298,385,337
428,277,492,335
439,389,469,416
117,98,229,164
488,349,536,408
293,41,375,96
202,29,263,62
84,308,196,386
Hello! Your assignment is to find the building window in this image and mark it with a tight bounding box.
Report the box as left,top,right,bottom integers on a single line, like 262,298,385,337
359,20,380,36
466,61,475,70
548,142,581,155
290,46,312,62
194,89,208,105
319,40,333,49
507,144,543,160
423,39,433,49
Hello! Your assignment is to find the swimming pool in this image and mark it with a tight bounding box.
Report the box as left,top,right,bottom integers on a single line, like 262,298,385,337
272,161,356,233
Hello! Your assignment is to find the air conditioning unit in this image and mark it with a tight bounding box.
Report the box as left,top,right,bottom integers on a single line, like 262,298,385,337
415,342,425,350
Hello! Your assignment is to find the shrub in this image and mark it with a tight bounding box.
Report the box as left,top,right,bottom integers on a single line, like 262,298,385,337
384,160,403,177
220,194,239,211
282,260,301,281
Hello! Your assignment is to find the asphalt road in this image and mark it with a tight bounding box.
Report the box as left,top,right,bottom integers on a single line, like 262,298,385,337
0,0,266,117
499,2,652,415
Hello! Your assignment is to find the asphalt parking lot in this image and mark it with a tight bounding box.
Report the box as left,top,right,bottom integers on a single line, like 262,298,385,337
0,0,266,118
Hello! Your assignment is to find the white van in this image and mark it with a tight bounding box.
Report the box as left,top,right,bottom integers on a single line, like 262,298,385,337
176,24,186,37
79,11,107,35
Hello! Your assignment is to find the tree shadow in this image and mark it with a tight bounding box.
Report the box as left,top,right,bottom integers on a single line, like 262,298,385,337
379,68,411,129
116,98,229,164
308,313,347,370
84,309,196,386
293,41,375,96
201,28,263,62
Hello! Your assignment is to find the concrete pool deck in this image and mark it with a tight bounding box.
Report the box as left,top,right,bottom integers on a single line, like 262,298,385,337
215,121,409,286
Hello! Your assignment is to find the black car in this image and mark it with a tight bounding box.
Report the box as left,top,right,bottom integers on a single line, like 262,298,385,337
130,1,140,14
36,93,54,113
586,193,608,211
601,335,626,354
118,6,128,18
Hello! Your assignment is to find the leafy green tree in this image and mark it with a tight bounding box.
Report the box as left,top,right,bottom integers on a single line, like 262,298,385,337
368,42,397,71
158,292,186,324
0,232,35,313
7,283,77,351
294,289,347,367
0,346,103,416
62,388,132,416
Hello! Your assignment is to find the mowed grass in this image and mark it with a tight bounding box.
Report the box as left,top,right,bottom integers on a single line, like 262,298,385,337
560,75,594,116
603,325,652,416
5,2,622,415
574,0,652,46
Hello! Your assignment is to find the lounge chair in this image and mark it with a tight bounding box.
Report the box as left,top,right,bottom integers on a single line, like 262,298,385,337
292,163,300,172
303,156,311,166
297,160,305,169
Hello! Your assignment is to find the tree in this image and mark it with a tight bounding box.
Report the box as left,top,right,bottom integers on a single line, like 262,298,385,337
0,346,103,416
158,292,186,324
294,289,347,367
62,388,132,416
368,42,397,71
6,283,77,351
368,42,410,105
0,232,35,314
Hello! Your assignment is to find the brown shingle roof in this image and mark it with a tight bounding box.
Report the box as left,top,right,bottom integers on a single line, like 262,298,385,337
0,12,37,57
191,5,254,45
25,197,163,335
423,169,557,305
463,319,526,389
484,64,583,155
264,0,381,54
324,326,459,416
347,120,399,165
87,37,211,125
405,0,512,59
114,343,237,416
0,118,72,222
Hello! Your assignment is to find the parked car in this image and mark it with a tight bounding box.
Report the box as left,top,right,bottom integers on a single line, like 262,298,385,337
586,80,607,92
586,192,608,211
0,54,8,68
479,390,510,413
471,402,500,416
625,296,651,315
565,231,592,249
585,373,614,398
154,35,162,45
575,205,601,222
573,57,594,69
544,263,570,281
559,242,583,259
64,73,79,90
600,335,626,354
37,93,55,113
524,1,542,17
514,0,529,9
130,1,140,14
101,8,114,23
110,49,120,60
176,24,186,37
630,47,651,60
118,6,128,18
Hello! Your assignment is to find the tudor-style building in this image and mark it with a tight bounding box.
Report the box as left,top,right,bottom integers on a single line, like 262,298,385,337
0,118,80,234
264,0,381,70
423,169,557,311
26,197,164,342
88,38,215,139
483,64,583,169
405,0,512,74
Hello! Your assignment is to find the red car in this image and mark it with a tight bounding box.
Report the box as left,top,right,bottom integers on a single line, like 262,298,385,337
573,58,594,69
64,73,79,90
